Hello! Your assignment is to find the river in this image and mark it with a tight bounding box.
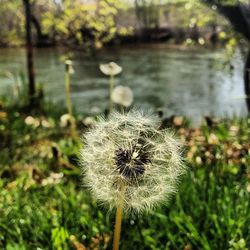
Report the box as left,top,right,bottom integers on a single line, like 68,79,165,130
0,45,248,124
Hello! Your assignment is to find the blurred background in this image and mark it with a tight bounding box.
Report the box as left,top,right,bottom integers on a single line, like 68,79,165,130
0,1,250,250
1,0,250,122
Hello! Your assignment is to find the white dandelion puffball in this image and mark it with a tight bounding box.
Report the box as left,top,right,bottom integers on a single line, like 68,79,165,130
81,110,185,213
99,62,122,76
60,114,74,128
111,85,133,107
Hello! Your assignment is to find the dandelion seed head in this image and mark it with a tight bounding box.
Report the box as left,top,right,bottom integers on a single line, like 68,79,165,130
81,110,185,214
111,85,133,107
99,62,122,76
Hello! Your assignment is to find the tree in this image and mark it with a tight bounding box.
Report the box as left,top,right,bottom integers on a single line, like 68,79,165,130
23,0,36,107
0,1,24,46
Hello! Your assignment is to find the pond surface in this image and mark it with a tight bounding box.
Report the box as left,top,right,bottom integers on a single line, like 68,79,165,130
0,45,248,124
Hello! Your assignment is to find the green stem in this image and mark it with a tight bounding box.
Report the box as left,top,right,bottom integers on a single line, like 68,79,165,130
65,71,72,116
109,75,114,115
65,71,76,137
112,183,125,250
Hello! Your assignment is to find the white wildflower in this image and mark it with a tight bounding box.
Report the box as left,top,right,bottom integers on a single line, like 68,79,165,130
25,116,40,128
41,172,64,186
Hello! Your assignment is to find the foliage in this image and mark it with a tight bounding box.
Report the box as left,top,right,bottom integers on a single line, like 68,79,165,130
0,0,244,47
0,0,131,48
132,0,235,45
41,0,130,48
133,0,227,30
0,1,25,46
0,101,249,249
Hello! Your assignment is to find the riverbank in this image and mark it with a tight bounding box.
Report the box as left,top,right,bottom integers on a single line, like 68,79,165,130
0,29,229,49
0,101,249,249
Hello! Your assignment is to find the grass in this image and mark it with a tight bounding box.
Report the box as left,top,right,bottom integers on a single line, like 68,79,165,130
0,102,249,250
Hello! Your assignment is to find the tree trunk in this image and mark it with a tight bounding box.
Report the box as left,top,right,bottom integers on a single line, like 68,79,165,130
244,47,250,112
203,1,250,39
23,0,36,107
31,15,43,41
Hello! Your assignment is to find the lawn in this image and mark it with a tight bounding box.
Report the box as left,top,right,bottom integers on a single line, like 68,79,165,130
0,102,249,250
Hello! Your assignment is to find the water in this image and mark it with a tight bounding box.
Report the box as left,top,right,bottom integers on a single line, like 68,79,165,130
0,45,248,123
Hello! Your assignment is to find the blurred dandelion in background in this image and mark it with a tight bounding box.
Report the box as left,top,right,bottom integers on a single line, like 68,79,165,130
111,85,133,108
99,62,122,76
80,110,185,250
60,113,75,128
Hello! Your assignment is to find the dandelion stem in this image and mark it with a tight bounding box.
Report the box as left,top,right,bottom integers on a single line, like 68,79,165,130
113,203,123,250
109,75,114,115
113,182,125,250
65,69,76,137
65,71,72,117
